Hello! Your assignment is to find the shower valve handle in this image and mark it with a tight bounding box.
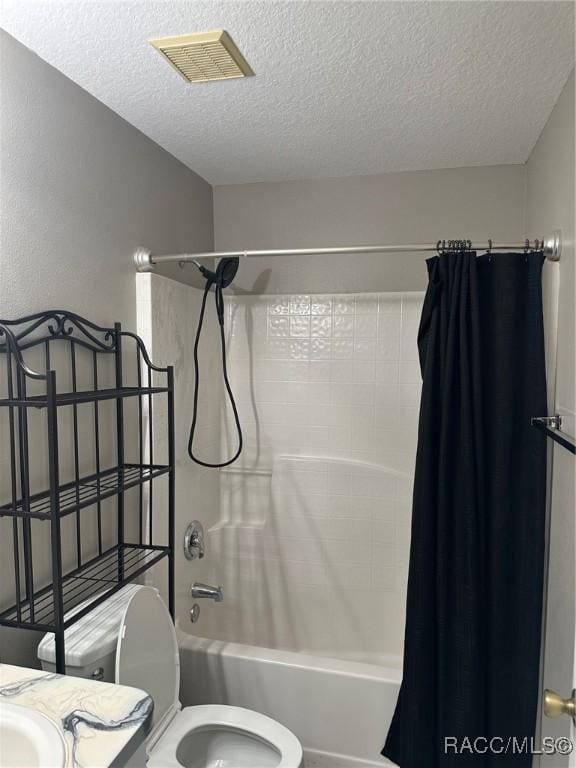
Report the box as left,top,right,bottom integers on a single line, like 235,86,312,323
183,521,205,560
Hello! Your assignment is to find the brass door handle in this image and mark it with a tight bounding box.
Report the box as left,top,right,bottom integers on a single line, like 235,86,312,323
543,689,576,723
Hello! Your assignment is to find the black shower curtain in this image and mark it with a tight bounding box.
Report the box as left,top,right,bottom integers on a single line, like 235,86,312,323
383,251,547,767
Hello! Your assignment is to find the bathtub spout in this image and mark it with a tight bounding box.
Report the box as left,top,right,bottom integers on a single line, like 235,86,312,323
191,582,224,602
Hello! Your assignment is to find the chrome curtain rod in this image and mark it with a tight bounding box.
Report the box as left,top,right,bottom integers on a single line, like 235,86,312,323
133,231,561,272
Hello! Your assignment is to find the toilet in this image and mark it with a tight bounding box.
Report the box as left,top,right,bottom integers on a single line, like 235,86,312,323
38,584,303,768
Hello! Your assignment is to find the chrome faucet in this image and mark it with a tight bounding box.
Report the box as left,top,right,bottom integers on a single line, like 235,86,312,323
191,582,223,602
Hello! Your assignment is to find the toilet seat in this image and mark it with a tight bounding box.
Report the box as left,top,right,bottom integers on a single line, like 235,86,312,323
115,586,181,742
148,705,303,768
114,587,303,767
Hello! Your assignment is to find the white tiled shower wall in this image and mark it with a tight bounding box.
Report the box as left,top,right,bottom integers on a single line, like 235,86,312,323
222,292,423,469
200,291,425,662
142,278,425,661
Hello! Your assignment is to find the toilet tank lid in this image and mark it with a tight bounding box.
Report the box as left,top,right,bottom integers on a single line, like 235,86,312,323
37,584,144,667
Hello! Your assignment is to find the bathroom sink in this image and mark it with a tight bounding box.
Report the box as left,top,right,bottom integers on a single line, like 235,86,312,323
0,700,66,767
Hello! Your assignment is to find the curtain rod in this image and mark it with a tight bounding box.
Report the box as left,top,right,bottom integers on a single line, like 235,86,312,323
133,231,561,272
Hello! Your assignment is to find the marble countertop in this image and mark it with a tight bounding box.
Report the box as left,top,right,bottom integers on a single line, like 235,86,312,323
0,663,153,768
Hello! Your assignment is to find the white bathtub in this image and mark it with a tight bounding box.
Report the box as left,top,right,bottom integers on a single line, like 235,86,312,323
178,633,400,767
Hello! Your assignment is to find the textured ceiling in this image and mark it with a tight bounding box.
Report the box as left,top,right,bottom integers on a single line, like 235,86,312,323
1,1,574,185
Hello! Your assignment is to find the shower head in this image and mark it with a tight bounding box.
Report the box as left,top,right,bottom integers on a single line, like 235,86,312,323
216,257,239,288
198,257,239,289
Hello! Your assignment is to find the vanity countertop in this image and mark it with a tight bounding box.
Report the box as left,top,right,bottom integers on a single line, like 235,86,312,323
0,663,153,767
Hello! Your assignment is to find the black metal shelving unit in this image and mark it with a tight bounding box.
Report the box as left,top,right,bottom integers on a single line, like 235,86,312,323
0,311,175,672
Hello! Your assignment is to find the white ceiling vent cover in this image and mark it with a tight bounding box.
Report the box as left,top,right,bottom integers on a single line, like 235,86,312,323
149,30,253,83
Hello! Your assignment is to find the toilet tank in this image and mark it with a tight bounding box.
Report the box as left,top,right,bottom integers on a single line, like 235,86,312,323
37,584,143,681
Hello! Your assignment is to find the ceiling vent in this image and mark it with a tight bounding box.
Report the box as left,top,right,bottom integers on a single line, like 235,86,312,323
149,30,253,83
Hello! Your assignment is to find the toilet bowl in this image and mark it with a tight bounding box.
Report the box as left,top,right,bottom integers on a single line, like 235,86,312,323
148,705,302,768
38,585,303,768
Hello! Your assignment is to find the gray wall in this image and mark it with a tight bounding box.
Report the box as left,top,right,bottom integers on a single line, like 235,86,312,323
214,164,526,294
0,30,213,325
0,32,213,666
527,70,575,421
526,70,575,759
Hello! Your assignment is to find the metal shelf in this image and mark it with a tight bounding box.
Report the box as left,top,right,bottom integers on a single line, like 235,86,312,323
0,385,169,408
0,544,170,630
0,463,170,519
0,310,175,673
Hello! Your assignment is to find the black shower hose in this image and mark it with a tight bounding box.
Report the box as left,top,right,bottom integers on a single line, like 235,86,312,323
187,280,243,467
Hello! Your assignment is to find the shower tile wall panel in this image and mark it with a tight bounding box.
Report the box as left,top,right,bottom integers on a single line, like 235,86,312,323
203,292,424,660
221,292,423,470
